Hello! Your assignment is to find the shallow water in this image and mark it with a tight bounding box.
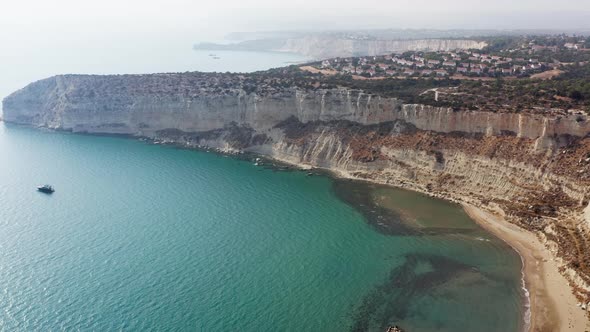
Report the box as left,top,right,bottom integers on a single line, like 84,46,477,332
334,182,525,331
0,124,524,331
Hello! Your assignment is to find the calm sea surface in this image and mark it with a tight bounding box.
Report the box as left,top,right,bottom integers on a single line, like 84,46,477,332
0,124,524,331
0,47,523,331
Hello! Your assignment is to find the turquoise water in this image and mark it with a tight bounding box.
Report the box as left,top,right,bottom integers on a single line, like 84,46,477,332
0,124,524,331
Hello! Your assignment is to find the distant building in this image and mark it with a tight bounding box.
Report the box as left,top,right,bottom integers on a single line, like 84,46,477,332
393,58,412,66
435,69,448,77
531,45,558,52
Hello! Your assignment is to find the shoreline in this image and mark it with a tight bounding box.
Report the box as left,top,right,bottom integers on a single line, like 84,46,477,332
463,205,589,332
250,148,582,331
263,156,590,331
4,122,588,331
253,153,544,330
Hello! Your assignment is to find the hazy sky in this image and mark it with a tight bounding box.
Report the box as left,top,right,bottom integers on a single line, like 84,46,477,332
0,0,589,100
2,0,590,34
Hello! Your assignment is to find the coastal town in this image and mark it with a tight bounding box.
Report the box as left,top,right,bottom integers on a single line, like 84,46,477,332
310,36,589,79
285,36,590,115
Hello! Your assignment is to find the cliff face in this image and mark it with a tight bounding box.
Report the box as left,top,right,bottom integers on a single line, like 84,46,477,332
3,73,590,299
4,74,587,139
194,37,487,60
277,37,487,59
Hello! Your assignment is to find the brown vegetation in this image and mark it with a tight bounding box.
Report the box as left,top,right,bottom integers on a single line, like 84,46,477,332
276,117,590,304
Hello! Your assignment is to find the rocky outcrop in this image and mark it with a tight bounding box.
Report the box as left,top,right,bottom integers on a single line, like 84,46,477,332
3,72,590,300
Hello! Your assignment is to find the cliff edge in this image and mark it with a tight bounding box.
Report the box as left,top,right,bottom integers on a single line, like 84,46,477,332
4,73,590,314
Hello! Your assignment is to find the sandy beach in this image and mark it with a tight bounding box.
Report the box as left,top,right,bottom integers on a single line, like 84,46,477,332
278,159,590,331
464,205,590,332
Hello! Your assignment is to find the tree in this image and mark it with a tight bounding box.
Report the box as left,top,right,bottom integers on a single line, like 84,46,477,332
570,90,583,100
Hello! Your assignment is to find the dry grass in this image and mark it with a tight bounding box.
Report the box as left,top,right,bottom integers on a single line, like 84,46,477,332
531,69,564,80
298,66,338,75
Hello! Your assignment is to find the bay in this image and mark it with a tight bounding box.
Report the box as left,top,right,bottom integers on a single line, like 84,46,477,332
0,124,524,331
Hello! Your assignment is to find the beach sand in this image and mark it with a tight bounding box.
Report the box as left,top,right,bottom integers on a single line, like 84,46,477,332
245,156,589,331
464,205,590,332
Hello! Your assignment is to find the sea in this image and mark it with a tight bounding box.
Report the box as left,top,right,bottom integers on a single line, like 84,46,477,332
0,49,525,331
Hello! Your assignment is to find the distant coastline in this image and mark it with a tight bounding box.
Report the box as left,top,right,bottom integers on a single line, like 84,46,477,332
194,37,486,59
